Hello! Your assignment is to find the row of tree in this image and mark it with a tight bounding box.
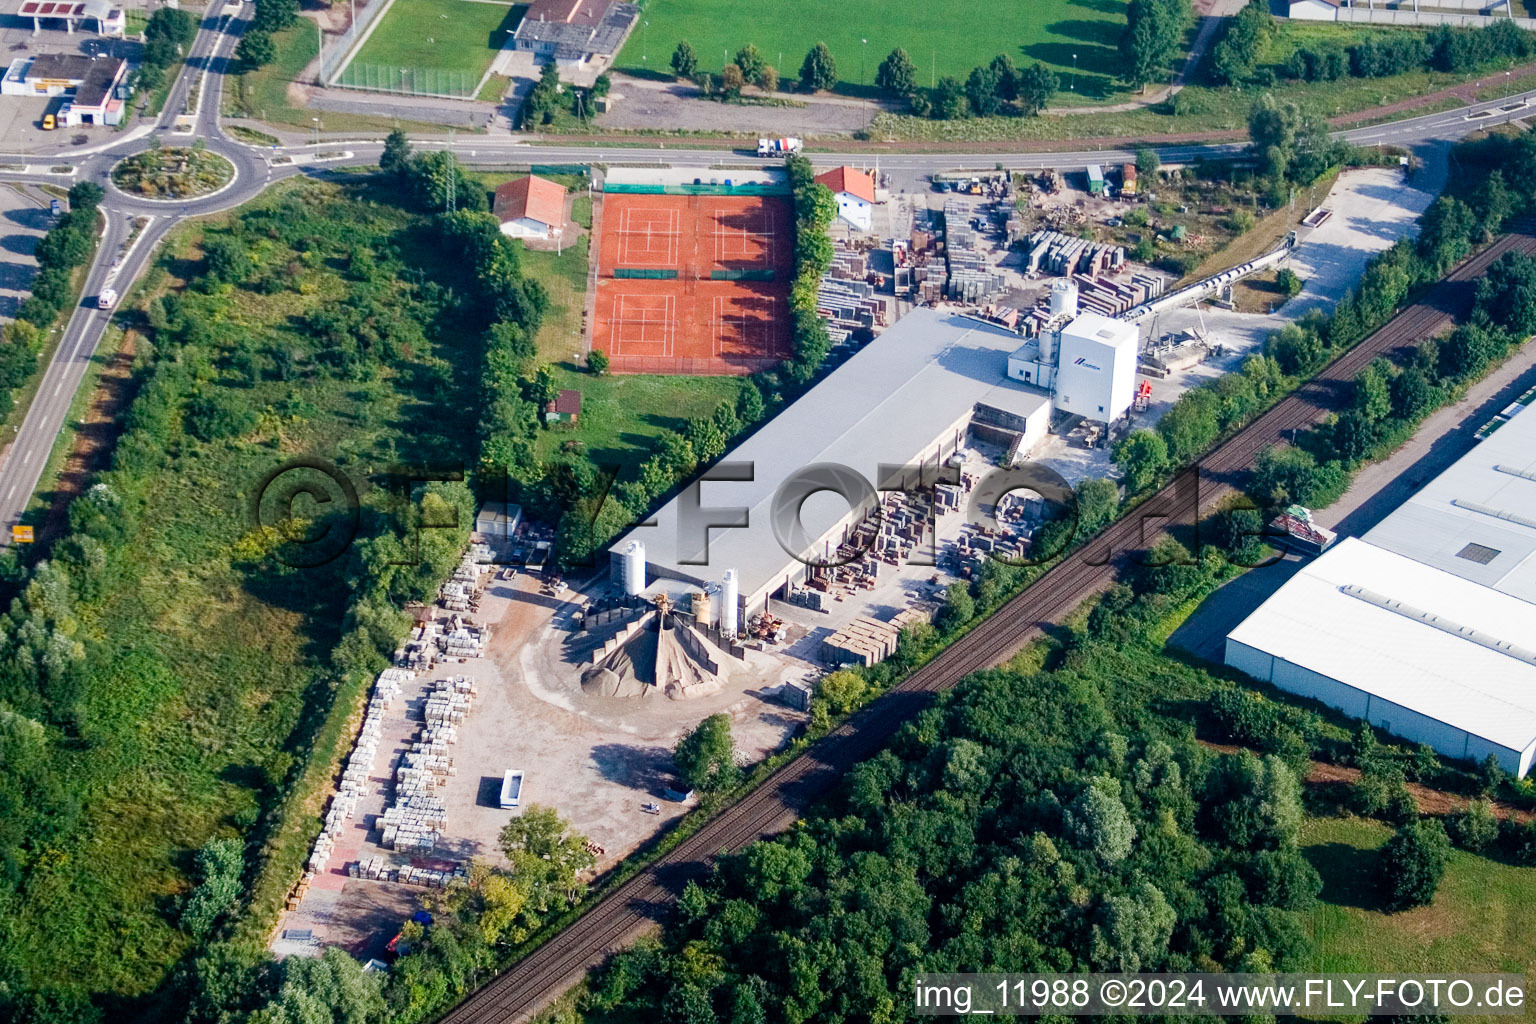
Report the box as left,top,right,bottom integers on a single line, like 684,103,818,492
134,7,197,92
1284,19,1534,85
670,40,827,94
875,48,1059,121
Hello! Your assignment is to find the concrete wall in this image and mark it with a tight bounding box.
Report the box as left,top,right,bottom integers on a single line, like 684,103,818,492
1224,638,1528,775
1333,6,1535,28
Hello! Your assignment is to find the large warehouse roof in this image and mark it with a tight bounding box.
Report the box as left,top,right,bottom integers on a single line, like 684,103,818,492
1363,399,1536,604
611,308,1051,597
1227,537,1536,752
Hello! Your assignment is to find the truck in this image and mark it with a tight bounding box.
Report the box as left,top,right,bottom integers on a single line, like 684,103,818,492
97,288,117,310
757,137,802,158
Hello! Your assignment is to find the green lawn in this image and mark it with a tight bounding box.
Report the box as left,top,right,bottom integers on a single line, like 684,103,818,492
1302,816,1533,988
615,0,1133,101
338,0,525,95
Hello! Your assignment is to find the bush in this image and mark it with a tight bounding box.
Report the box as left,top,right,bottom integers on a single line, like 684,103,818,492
1447,798,1498,852
1379,819,1450,911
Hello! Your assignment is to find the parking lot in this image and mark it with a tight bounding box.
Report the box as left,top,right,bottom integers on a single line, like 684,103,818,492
0,182,49,320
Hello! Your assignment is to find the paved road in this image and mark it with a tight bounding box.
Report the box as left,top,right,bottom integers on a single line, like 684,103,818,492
0,9,1533,542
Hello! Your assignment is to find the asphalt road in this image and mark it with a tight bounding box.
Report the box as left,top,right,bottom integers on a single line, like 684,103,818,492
0,0,1532,543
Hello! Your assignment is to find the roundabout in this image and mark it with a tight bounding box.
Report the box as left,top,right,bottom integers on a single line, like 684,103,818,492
109,145,236,202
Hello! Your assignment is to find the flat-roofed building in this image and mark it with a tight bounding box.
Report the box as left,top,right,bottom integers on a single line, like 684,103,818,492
607,308,1054,624
1226,537,1536,776
1362,399,1536,605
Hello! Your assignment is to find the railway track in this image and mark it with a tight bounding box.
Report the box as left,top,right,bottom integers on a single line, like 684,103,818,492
437,228,1536,1024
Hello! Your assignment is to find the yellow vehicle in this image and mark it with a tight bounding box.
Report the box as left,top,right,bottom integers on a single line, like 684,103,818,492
41,113,55,131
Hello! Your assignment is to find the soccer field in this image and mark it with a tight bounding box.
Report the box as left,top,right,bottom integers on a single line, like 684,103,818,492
339,0,525,95
615,0,1130,99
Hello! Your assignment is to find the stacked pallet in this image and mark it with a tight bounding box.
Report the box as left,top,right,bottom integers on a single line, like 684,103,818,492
307,665,417,874
1023,230,1126,277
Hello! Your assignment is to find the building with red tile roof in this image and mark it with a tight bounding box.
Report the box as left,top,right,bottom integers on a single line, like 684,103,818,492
814,166,876,231
493,175,567,240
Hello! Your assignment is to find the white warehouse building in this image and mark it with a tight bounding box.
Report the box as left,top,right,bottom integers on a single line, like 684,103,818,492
1226,538,1536,776
1051,312,1140,424
1227,395,1536,774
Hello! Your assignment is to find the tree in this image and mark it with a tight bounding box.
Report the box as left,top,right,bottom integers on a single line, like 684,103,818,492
587,349,609,375
1380,819,1450,911
1135,146,1160,178
1065,776,1137,864
735,44,766,85
936,583,975,632
252,0,299,33
875,48,917,99
1114,429,1169,493
758,65,779,93
989,54,1019,102
674,713,737,792
720,63,745,97
817,669,869,715
67,181,103,210
235,29,276,70
1352,357,1393,422
1275,267,1303,297
1120,0,1190,90
964,63,1002,117
1389,367,1435,422
671,40,698,79
799,42,837,92
932,76,968,120
1015,62,1058,116
380,129,412,177
179,838,244,941
203,236,252,286
498,804,595,899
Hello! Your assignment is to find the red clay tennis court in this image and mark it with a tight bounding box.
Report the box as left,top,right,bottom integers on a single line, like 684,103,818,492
594,193,794,375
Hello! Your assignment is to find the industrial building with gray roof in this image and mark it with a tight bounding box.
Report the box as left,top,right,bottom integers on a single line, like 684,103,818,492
607,308,1053,622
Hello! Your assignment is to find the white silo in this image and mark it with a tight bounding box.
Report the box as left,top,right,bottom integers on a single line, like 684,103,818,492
621,540,646,596
721,569,739,636
1049,278,1079,318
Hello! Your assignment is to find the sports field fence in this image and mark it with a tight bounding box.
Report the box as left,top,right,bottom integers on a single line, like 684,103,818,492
333,62,478,99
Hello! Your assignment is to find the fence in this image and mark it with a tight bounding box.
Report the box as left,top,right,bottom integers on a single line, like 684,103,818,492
316,0,397,85
613,268,679,279
710,268,776,281
603,182,792,196
333,62,478,99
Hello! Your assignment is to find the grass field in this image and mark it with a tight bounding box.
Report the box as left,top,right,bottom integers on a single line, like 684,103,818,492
1302,815,1533,989
614,0,1131,100
339,0,525,95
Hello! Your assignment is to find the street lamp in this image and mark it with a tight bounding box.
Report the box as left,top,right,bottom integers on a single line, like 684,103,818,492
642,19,648,64
861,38,868,86
1071,52,1077,92
311,116,320,146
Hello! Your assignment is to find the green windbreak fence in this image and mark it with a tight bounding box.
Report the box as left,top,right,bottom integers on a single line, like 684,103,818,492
613,268,679,279
604,182,791,196
531,164,591,176
710,269,776,281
